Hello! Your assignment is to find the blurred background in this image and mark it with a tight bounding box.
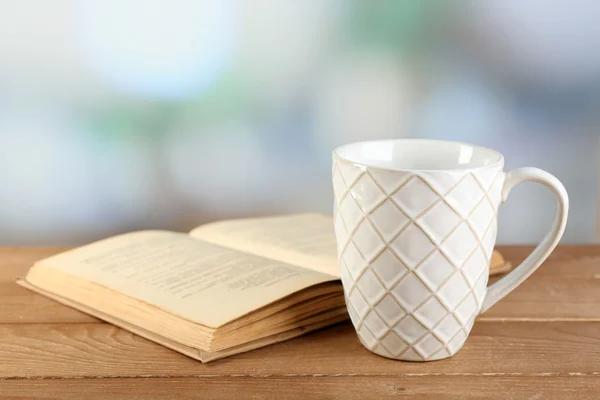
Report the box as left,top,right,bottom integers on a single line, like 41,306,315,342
0,0,598,245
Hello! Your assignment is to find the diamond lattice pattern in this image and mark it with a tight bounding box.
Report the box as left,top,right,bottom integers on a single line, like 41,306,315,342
333,158,504,361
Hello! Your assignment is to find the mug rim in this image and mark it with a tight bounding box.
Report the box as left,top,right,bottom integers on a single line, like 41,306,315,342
332,138,504,172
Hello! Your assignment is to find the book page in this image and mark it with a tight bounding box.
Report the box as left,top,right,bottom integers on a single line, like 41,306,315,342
189,214,340,277
35,231,335,328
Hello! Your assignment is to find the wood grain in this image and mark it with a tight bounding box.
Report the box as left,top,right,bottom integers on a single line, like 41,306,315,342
1,321,598,379
0,246,599,399
0,247,96,324
484,249,600,321
484,274,600,320
497,245,600,264
0,247,67,283
2,376,599,400
1,246,599,323
0,283,98,324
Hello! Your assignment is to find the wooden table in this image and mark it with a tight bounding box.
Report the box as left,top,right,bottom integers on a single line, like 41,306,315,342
0,246,599,399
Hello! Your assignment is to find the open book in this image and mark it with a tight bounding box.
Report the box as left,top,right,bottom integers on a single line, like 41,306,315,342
18,214,511,362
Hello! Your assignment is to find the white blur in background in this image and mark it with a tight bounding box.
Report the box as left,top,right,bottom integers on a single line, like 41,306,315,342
0,0,597,245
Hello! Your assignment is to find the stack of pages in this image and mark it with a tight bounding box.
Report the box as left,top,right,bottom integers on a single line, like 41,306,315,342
19,214,511,362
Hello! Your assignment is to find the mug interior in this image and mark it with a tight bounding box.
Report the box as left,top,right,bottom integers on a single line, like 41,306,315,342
334,139,503,171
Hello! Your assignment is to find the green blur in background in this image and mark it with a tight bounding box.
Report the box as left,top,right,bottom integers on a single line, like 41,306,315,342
0,0,598,245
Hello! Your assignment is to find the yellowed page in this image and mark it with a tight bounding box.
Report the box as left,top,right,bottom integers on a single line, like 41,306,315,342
19,278,348,363
35,230,336,328
189,214,339,277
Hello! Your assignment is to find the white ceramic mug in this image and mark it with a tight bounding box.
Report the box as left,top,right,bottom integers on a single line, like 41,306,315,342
332,139,568,361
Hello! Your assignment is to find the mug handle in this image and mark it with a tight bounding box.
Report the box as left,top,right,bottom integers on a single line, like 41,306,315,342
481,167,569,313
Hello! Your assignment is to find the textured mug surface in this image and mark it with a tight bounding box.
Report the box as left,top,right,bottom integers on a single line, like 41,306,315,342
332,139,568,361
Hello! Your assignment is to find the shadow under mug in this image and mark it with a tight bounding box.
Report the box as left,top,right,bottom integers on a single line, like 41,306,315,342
332,139,568,361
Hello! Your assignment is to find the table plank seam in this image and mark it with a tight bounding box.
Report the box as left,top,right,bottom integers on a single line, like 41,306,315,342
478,318,600,322
0,321,103,325
2,372,600,381
1,246,598,387
3,318,600,326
